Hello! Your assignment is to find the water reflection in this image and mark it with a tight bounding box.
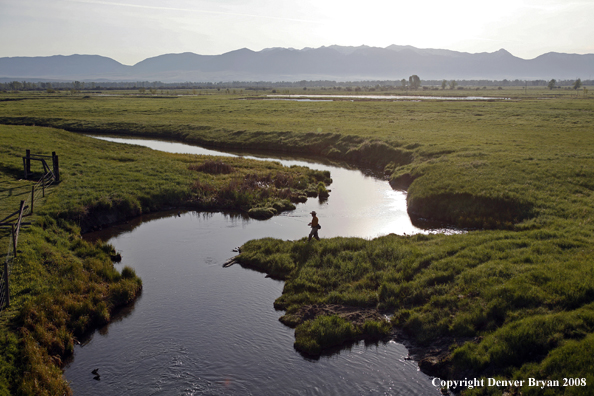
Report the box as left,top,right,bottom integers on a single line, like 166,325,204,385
90,135,367,172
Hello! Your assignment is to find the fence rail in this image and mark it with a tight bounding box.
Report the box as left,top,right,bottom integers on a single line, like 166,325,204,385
0,151,59,312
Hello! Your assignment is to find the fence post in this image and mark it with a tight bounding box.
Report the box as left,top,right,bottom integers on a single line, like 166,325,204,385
11,224,17,259
22,157,28,179
14,201,25,258
3,258,8,308
30,185,35,215
25,149,31,175
53,155,60,182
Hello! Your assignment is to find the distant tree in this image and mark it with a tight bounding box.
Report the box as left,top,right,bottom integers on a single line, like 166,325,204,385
408,75,421,90
548,79,557,90
441,80,447,90
573,78,582,90
449,80,458,90
400,79,407,89
9,81,23,91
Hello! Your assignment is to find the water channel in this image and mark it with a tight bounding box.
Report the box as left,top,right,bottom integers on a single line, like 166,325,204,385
64,136,451,395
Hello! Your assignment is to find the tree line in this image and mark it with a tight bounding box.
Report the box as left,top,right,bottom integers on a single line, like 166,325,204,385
1,78,592,92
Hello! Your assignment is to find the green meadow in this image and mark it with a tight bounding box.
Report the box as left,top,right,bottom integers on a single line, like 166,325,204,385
0,87,593,395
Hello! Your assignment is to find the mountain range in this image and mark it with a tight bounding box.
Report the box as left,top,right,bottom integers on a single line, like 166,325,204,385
1,45,593,82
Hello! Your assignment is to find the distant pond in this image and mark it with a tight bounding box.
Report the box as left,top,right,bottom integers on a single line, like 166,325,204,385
267,94,510,101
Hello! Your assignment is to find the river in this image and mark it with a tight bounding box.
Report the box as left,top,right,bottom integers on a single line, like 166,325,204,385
63,136,450,395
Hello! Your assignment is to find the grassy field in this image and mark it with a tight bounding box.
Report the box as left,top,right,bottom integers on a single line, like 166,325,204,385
0,88,593,395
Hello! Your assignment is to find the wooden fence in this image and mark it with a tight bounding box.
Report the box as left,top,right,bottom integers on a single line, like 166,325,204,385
0,151,59,311
23,149,60,182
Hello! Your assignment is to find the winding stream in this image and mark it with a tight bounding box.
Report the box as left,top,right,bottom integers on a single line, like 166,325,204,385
64,136,450,395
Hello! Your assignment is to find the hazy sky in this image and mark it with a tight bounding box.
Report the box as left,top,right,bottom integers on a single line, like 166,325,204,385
1,0,593,65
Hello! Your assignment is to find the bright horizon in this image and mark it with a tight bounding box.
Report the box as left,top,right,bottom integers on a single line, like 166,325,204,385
1,0,593,66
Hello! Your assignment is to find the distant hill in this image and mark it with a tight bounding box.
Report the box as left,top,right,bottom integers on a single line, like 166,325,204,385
1,45,593,82
0,54,130,80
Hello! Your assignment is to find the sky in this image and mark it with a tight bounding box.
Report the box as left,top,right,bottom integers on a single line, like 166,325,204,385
1,0,593,65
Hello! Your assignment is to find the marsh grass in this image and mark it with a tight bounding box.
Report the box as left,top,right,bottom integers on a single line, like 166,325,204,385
189,159,235,174
316,182,329,199
293,314,391,356
294,315,360,355
188,161,330,218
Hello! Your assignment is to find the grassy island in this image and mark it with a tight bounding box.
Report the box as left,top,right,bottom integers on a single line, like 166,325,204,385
1,87,593,395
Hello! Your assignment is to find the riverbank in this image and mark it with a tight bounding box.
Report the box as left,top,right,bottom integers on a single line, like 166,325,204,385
0,125,332,395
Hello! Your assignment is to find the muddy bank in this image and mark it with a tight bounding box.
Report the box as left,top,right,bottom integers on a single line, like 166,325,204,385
393,330,477,381
276,302,474,381
281,303,483,385
407,192,534,230
279,303,387,328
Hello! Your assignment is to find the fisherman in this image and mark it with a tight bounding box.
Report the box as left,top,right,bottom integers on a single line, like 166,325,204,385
308,211,321,241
